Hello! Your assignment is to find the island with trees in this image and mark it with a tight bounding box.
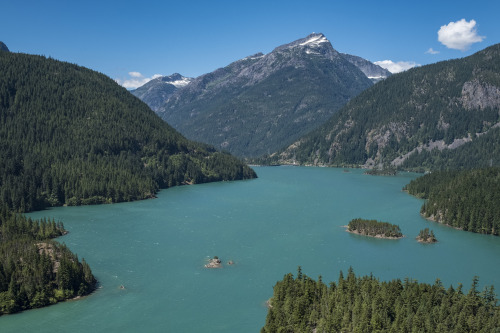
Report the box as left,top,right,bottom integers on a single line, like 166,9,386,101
417,228,437,243
262,267,500,332
346,218,403,239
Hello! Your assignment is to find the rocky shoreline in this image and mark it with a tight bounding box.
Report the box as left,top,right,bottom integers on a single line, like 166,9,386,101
343,226,404,240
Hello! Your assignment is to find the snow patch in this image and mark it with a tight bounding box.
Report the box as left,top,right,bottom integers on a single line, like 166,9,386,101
169,77,191,88
306,49,321,55
242,54,265,61
299,35,329,47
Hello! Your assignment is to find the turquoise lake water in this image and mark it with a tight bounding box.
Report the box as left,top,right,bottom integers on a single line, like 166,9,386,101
1,166,500,332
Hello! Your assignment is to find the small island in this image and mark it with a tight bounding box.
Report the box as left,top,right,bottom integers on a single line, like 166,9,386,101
205,256,222,268
346,218,403,239
416,228,438,243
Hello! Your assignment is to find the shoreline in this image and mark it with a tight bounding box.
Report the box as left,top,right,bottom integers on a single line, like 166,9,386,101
420,212,464,231
416,237,438,244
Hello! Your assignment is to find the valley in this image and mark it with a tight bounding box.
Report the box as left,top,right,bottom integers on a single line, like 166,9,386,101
1,30,500,331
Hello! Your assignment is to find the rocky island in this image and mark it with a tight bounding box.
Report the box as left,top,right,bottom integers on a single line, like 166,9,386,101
416,228,438,243
205,256,223,268
346,218,403,239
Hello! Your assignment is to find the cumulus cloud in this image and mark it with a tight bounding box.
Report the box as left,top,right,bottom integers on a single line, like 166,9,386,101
129,71,143,78
115,72,163,89
438,19,485,51
425,48,439,55
374,60,419,74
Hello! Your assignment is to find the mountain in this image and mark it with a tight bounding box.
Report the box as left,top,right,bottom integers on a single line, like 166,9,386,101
268,43,500,170
152,33,373,158
341,53,391,83
0,51,256,213
130,73,192,111
0,42,9,52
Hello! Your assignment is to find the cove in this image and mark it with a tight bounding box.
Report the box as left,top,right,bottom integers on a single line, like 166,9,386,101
1,166,500,332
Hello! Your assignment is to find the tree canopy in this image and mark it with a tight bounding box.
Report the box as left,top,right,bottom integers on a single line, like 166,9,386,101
405,167,500,235
0,51,256,213
262,267,500,332
0,204,96,315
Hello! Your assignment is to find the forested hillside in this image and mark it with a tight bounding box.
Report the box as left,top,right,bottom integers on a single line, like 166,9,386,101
262,268,500,332
0,51,256,213
267,43,500,170
405,167,500,235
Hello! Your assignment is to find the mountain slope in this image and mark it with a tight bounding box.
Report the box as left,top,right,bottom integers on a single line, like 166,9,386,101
0,42,8,52
341,53,392,83
130,73,191,111
155,33,373,158
0,51,256,213
270,43,500,170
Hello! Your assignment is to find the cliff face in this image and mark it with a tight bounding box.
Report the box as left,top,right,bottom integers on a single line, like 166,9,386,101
461,80,500,110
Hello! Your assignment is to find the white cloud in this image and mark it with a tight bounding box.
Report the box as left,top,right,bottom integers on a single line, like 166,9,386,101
425,48,439,55
115,72,163,89
438,19,485,51
129,71,143,78
374,60,419,74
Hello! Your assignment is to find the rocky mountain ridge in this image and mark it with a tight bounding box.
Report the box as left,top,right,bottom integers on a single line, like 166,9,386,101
131,73,192,111
267,43,500,170
149,33,375,157
341,53,392,83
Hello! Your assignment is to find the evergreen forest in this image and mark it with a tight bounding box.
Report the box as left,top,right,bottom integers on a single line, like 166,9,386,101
262,267,500,332
405,167,500,235
0,51,256,213
0,204,96,314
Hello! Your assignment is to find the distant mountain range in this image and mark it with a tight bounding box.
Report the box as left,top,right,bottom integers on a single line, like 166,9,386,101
131,73,192,111
135,33,386,157
266,43,500,171
341,53,391,83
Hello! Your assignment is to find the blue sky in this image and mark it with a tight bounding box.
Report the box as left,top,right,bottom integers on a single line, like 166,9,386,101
2,0,499,89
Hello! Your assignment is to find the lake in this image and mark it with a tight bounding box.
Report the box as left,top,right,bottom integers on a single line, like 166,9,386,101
2,166,500,332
